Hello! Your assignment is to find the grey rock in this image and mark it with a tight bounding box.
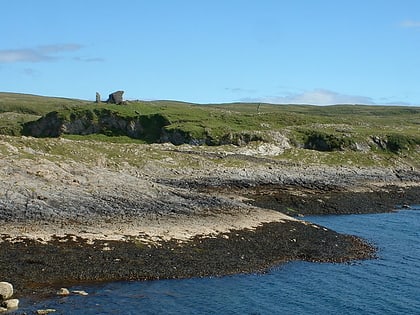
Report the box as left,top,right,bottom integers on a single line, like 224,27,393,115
95,92,101,103
36,309,57,315
107,90,124,104
2,298,19,309
56,287,70,296
371,136,387,150
0,282,13,300
23,112,64,137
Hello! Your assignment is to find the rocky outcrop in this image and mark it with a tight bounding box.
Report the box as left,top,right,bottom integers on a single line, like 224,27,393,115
161,128,266,146
303,131,354,151
23,111,64,137
23,109,270,146
106,91,124,104
24,110,171,141
160,128,205,145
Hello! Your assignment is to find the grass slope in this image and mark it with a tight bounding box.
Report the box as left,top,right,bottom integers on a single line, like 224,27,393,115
0,92,89,114
0,92,89,135
0,92,419,167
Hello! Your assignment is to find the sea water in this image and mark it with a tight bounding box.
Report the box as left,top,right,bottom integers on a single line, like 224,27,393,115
18,206,420,314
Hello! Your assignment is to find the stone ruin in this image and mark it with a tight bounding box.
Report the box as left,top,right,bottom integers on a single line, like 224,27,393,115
106,91,124,105
94,91,125,105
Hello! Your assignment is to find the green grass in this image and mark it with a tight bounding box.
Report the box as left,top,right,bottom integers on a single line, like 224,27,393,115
0,112,40,135
0,92,88,115
1,92,419,168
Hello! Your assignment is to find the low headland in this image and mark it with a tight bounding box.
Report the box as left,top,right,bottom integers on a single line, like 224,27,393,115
0,92,419,299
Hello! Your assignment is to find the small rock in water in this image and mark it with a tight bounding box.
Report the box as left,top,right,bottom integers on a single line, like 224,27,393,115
36,309,57,315
0,307,8,313
2,299,19,309
72,290,88,296
0,282,13,300
56,288,70,296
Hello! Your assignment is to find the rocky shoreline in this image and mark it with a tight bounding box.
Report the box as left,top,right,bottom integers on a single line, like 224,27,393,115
1,219,376,299
1,183,418,300
0,138,419,302
243,184,420,215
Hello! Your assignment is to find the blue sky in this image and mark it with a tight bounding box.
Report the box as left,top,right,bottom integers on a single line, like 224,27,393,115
1,0,420,105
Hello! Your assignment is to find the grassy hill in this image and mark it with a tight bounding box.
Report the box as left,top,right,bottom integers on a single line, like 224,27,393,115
0,92,89,114
1,92,419,167
0,92,89,135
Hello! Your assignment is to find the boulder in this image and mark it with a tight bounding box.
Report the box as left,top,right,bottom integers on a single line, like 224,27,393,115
106,91,124,104
56,288,70,296
36,310,57,315
2,299,19,309
0,282,13,300
0,307,7,313
95,92,101,103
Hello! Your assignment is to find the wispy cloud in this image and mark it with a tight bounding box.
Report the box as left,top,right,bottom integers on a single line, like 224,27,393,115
0,49,53,63
377,96,411,106
242,89,376,105
0,44,83,63
73,56,105,63
225,87,257,94
38,44,83,53
400,20,420,28
23,68,38,76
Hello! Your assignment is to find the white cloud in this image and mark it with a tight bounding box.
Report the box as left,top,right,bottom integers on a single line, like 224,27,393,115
400,20,420,28
0,49,52,63
0,44,83,63
242,89,375,105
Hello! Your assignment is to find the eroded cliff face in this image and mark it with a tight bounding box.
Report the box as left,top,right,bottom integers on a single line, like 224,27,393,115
23,110,272,146
23,111,64,137
23,110,170,142
160,128,267,146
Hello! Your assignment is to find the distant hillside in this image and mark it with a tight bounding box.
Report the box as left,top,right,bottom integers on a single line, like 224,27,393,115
0,92,89,136
0,92,89,115
1,92,420,157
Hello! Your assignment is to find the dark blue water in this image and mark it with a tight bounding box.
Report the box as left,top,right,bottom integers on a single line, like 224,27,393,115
19,206,420,314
